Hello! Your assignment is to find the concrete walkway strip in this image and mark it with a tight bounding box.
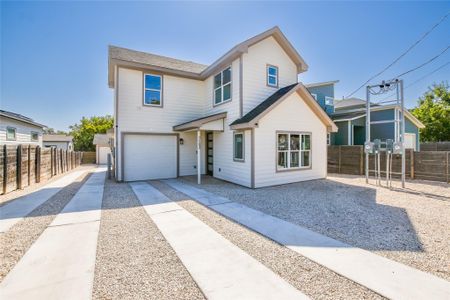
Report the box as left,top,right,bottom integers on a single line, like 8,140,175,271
0,168,106,300
130,182,309,300
164,179,450,300
0,169,87,233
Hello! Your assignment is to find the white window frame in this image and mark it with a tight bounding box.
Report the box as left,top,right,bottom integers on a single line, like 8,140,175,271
266,65,278,88
233,132,245,162
325,96,334,106
311,93,317,101
31,131,39,141
143,73,163,107
213,66,232,106
6,127,16,141
276,132,311,171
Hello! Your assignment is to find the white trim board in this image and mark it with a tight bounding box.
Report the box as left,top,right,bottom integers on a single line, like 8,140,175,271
129,182,309,300
164,179,450,300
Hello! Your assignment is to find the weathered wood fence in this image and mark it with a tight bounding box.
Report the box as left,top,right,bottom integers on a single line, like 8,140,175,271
81,151,96,164
0,145,83,195
328,146,450,183
420,142,450,151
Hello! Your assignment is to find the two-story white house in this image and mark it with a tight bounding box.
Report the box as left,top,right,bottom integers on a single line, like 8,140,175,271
108,26,337,188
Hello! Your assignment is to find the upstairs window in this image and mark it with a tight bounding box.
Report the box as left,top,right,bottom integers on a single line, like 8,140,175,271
31,131,39,141
144,74,162,106
277,132,311,170
267,65,278,87
325,96,334,106
214,67,231,105
6,127,16,141
233,132,244,161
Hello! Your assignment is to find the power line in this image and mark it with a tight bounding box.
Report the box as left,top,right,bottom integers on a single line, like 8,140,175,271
345,11,450,98
380,60,450,101
393,45,450,78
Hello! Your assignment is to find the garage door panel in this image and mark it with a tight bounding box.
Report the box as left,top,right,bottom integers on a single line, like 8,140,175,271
124,134,177,181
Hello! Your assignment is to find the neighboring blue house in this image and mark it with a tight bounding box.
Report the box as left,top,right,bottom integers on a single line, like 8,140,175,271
305,81,425,151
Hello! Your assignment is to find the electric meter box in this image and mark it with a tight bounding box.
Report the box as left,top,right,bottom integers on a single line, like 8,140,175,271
364,142,375,154
373,139,381,153
393,142,403,154
386,139,394,152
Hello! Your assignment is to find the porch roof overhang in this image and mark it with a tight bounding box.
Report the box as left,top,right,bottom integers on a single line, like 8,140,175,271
173,112,227,132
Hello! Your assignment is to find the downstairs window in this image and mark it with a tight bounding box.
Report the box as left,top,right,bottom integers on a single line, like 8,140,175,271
277,132,311,170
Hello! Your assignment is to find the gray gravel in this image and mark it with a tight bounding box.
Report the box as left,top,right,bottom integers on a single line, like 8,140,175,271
0,171,91,282
180,174,450,281
151,180,384,300
92,179,204,300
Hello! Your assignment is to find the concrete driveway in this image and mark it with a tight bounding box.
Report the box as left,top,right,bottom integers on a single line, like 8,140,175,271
1,169,449,300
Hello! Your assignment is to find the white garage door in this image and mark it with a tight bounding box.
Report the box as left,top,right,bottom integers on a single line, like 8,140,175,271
98,147,111,165
123,134,177,181
404,133,416,150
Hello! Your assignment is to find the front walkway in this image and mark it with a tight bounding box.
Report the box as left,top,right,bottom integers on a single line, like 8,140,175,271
164,179,450,300
1,170,449,299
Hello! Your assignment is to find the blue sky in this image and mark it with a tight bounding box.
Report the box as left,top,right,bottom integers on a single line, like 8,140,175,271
1,1,449,131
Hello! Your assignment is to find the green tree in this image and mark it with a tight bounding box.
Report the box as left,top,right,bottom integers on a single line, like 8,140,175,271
69,115,113,151
411,82,450,142
44,128,68,135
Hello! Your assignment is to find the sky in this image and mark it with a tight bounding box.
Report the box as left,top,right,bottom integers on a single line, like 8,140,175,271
1,1,449,131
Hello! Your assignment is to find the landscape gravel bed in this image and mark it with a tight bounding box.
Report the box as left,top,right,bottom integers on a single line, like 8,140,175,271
180,175,450,281
152,180,384,300
0,171,91,281
92,179,204,300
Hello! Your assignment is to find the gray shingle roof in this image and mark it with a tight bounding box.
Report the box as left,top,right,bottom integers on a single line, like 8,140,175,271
0,110,46,128
230,83,298,126
109,46,208,74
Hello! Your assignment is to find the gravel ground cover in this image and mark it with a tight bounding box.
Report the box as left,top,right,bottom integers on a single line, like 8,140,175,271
0,170,92,281
151,180,384,300
180,175,450,281
92,179,204,300
0,165,96,206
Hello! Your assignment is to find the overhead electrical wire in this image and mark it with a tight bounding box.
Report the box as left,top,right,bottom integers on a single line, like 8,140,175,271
380,60,450,101
345,11,450,98
392,45,450,78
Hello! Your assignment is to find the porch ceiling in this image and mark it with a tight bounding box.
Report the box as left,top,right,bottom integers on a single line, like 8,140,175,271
173,112,227,132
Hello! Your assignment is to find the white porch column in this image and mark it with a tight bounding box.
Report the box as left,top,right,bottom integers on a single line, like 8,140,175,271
197,130,201,185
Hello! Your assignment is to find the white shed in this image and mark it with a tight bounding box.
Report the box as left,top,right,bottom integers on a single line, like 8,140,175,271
93,133,112,165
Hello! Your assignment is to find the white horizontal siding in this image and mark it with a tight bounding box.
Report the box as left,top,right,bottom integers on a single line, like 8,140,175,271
179,131,206,176
116,68,205,180
254,92,327,188
242,36,298,115
43,141,72,150
0,117,43,147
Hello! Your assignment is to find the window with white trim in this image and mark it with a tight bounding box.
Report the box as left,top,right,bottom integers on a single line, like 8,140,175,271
233,132,244,161
6,127,16,141
31,131,39,141
277,132,311,170
214,67,231,105
325,96,334,106
311,93,317,101
267,65,278,87
144,73,162,106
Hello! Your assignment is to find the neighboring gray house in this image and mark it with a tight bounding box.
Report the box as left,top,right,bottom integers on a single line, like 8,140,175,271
43,134,74,151
304,82,425,151
0,110,46,146
331,98,425,151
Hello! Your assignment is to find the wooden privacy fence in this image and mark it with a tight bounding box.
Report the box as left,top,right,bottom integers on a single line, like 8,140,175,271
81,151,96,164
0,145,83,195
328,145,450,183
420,142,450,151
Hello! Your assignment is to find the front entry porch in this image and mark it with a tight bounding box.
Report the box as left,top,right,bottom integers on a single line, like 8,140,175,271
173,112,227,185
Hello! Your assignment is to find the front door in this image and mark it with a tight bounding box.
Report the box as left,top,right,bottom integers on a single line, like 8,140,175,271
206,132,213,175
